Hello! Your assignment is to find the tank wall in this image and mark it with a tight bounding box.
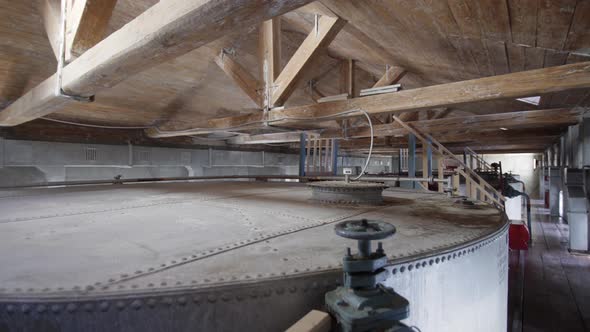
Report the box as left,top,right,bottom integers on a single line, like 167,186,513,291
385,230,508,332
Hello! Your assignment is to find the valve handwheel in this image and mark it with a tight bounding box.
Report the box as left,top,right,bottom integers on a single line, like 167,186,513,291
334,219,396,258
335,219,396,240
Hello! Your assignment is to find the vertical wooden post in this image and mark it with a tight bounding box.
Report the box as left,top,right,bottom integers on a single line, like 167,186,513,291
332,139,339,176
259,18,281,108
480,178,487,202
311,137,317,173
306,135,311,175
408,134,416,189
453,173,460,196
421,141,429,188
299,132,306,177
438,158,444,193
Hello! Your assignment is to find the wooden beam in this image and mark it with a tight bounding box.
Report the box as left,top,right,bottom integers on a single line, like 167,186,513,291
0,0,315,126
215,53,262,107
259,18,282,108
39,0,61,59
259,18,282,82
335,108,579,139
267,62,590,127
228,131,303,145
372,66,406,88
271,15,345,106
147,62,590,137
65,0,118,62
285,310,331,332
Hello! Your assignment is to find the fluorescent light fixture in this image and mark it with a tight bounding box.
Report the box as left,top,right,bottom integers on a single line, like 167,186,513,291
516,96,540,105
500,127,508,131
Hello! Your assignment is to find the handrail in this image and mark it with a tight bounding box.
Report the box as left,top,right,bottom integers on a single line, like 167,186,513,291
464,147,493,171
391,115,506,208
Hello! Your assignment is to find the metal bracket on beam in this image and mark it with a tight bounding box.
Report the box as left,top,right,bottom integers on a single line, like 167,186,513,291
58,89,95,103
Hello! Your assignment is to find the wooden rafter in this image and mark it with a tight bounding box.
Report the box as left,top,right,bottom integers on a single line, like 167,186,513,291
271,15,345,107
259,18,281,108
39,0,61,59
65,0,118,62
0,0,315,126
339,59,355,97
214,53,262,107
372,66,406,88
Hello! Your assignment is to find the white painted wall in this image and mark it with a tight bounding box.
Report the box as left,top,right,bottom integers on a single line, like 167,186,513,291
0,139,299,187
482,153,542,197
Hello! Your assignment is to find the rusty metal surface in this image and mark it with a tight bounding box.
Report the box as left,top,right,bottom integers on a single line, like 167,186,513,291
0,182,508,331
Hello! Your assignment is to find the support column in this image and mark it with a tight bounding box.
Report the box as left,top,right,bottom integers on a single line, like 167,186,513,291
299,132,306,177
408,134,416,189
332,139,339,176
427,139,433,177
0,137,4,168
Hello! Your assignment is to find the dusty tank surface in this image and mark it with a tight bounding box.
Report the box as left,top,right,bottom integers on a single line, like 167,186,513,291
0,181,508,332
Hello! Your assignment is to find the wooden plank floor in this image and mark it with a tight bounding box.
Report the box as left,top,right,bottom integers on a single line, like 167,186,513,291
510,200,590,332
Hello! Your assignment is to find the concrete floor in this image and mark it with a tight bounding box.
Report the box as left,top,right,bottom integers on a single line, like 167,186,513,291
0,181,504,297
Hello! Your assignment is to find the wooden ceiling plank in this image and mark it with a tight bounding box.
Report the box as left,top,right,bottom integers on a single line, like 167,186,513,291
447,36,480,76
465,38,494,76
0,0,315,126
507,0,538,47
485,40,510,75
372,66,407,88
65,0,118,62
214,53,262,108
536,0,577,50
524,46,546,70
564,0,590,52
447,0,483,39
474,0,512,42
271,15,345,107
506,43,526,72
39,0,61,59
544,49,569,67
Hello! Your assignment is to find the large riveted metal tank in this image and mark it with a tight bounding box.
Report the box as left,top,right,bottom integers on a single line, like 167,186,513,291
0,181,508,331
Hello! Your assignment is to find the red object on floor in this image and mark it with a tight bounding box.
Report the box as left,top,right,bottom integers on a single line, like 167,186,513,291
509,223,530,250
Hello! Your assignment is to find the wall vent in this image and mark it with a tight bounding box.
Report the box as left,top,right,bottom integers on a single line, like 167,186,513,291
138,150,151,162
85,147,97,161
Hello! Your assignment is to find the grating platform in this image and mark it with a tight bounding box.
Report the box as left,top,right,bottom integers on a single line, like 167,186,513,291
0,181,508,331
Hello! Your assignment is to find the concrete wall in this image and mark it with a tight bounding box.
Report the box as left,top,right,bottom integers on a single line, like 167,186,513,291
0,139,298,187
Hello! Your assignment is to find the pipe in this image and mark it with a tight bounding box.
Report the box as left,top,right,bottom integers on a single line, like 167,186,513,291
522,192,532,243
0,175,450,190
511,179,526,193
